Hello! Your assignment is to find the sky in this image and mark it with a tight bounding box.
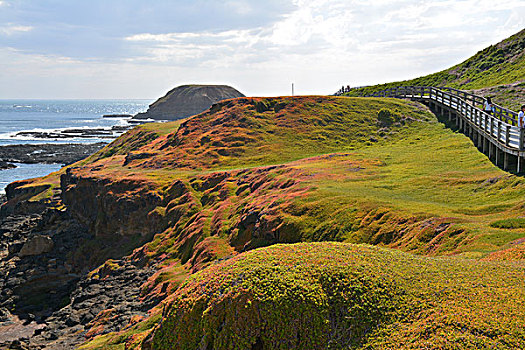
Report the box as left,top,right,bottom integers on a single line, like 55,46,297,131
0,0,524,99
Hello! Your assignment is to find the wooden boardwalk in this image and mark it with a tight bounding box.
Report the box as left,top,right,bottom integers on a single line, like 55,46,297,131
367,86,523,172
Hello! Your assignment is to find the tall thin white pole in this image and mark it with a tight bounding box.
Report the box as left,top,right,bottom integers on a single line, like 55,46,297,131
292,83,294,96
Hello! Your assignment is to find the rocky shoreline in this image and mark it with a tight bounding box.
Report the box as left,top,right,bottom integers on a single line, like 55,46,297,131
0,194,156,349
0,143,107,169
10,116,153,142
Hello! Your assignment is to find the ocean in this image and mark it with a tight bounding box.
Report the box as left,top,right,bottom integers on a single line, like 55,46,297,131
0,99,151,193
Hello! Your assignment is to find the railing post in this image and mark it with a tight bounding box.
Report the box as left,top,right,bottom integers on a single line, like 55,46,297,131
519,128,525,151
497,121,502,143
506,125,511,147
478,110,481,127
478,110,482,128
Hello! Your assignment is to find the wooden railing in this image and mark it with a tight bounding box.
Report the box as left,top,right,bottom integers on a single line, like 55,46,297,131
366,86,523,152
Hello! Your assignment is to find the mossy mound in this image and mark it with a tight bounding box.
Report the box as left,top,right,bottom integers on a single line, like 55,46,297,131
149,242,525,349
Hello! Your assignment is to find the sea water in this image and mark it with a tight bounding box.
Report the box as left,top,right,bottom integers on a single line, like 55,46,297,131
0,99,151,193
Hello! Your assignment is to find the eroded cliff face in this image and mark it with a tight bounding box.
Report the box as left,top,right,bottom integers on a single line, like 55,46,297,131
0,176,166,348
60,168,164,237
0,160,315,348
2,180,54,216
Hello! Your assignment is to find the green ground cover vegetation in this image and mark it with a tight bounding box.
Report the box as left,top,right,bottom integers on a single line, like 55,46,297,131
66,94,525,349
345,29,525,110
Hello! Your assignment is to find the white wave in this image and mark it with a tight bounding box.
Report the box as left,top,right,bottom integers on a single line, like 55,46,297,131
129,118,165,124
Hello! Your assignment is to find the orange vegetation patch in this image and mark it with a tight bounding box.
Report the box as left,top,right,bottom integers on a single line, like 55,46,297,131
84,309,118,338
86,95,429,173
483,238,525,261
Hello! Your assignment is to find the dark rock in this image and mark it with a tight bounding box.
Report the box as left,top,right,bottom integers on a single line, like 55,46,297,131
0,307,11,322
0,143,106,166
0,160,16,170
44,331,58,341
14,129,118,139
19,236,54,257
134,84,245,121
7,340,29,349
127,119,149,124
111,125,131,131
61,128,113,136
64,314,79,327
8,241,25,256
102,114,133,118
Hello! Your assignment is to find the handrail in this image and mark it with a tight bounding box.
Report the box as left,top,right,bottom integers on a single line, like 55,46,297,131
365,86,523,152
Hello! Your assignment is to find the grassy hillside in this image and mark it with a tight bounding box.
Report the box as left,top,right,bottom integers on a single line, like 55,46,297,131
470,81,525,111
68,97,525,261
9,95,525,348
345,29,525,109
149,242,525,350
85,96,431,172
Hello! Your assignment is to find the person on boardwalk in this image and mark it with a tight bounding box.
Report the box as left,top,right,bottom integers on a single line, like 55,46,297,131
484,97,494,115
519,105,525,128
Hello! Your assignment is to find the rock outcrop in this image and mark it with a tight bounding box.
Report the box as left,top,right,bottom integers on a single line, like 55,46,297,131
134,84,245,120
19,235,54,257
0,143,106,165
0,160,16,170
60,168,164,237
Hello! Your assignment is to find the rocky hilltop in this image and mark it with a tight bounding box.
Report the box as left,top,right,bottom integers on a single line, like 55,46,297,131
134,84,245,120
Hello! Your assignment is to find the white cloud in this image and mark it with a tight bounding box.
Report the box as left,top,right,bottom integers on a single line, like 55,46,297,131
2,0,525,98
87,0,525,96
0,24,33,36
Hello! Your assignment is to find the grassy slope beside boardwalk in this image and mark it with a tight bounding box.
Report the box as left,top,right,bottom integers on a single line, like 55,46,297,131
287,123,525,259
64,96,525,261
66,96,525,349
345,29,525,109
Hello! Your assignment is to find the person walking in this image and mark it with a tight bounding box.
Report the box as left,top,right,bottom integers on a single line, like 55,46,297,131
519,105,525,128
484,97,494,115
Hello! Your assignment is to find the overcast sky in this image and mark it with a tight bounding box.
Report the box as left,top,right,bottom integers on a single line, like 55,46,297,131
0,0,524,99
